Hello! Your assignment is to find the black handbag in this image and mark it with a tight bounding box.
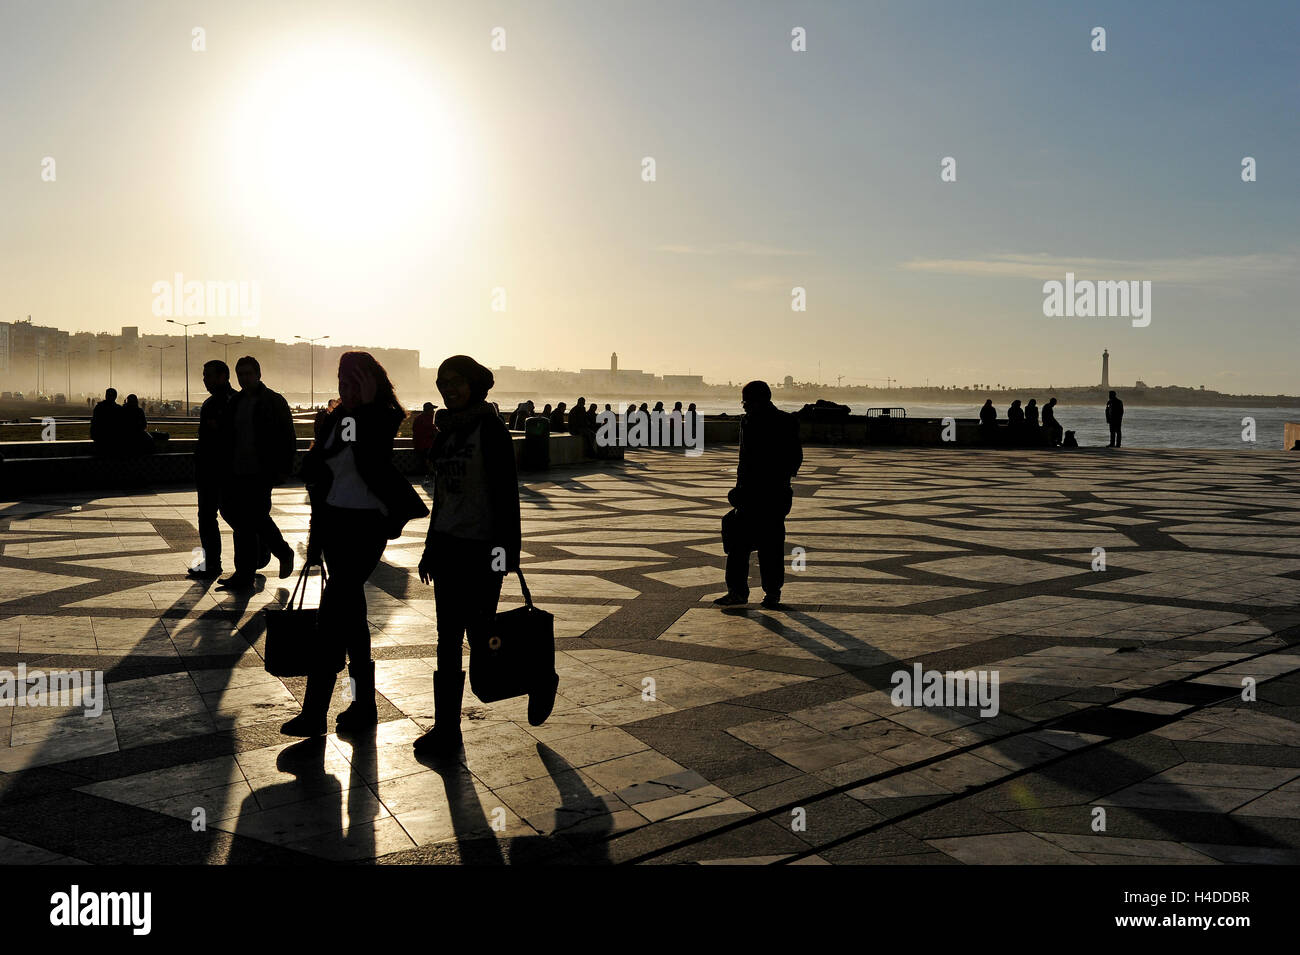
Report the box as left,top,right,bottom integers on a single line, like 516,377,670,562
264,562,342,677
721,507,743,554
468,569,556,704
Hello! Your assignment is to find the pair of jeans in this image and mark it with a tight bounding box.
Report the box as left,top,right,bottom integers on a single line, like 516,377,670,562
196,481,222,572
429,533,504,671
220,475,289,577
316,505,388,665
724,507,787,600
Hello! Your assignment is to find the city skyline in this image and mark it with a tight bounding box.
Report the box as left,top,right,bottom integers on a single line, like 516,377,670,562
3,315,1294,403
2,2,1297,391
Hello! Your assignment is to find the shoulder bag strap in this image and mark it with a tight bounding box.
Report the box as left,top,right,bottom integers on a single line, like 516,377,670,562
287,560,328,610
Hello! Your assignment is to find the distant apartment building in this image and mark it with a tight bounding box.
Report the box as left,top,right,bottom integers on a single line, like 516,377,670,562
1,319,420,402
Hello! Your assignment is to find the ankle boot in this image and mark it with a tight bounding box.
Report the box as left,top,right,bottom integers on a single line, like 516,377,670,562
281,670,337,736
412,669,465,758
335,660,378,732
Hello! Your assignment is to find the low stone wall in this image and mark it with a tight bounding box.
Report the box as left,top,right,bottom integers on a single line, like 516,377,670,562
1,414,1070,493
705,416,1052,447
0,433,612,493
1285,422,1300,451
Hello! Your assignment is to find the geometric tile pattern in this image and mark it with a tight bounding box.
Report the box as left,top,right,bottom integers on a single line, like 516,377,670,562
2,447,1299,864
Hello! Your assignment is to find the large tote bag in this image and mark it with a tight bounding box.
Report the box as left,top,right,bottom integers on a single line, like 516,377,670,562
469,569,556,704
264,563,341,677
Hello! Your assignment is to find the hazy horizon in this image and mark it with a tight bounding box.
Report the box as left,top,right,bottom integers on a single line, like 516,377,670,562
3,1,1297,392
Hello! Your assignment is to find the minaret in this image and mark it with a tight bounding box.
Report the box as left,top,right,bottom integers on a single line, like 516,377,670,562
1101,349,1109,389
611,351,618,374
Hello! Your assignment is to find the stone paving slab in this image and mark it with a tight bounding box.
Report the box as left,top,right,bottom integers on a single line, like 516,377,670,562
2,446,1300,864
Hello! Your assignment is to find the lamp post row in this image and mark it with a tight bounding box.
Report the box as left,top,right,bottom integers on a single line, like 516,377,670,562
166,319,205,414
98,326,315,414
146,344,174,405
296,335,329,410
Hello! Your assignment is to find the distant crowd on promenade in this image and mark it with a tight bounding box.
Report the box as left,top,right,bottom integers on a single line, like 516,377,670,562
499,399,701,456
976,391,1126,448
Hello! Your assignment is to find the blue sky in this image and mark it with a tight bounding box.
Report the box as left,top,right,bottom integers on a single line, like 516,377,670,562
1,0,1296,391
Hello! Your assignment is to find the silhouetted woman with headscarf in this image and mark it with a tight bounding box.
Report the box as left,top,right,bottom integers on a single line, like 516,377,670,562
413,356,523,758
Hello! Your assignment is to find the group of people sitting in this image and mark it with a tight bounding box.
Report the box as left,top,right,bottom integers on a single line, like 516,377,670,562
978,397,1068,446
89,388,156,455
506,399,700,432
504,398,702,456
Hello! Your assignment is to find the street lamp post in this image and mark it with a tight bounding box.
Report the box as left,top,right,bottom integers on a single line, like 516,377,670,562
211,335,244,364
147,344,175,406
107,346,123,389
295,335,330,409
167,319,206,414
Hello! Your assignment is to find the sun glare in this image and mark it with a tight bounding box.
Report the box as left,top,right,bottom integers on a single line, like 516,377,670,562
226,39,465,250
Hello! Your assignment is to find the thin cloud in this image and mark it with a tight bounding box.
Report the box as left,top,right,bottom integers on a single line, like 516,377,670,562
900,251,1300,285
655,241,812,257
730,275,801,293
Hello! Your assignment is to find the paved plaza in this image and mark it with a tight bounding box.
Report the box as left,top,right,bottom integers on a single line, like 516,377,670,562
2,445,1300,865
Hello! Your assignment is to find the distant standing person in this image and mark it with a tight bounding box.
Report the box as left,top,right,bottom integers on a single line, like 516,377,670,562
190,360,236,580
90,388,122,454
715,380,802,610
1106,391,1124,447
217,356,297,590
412,401,437,482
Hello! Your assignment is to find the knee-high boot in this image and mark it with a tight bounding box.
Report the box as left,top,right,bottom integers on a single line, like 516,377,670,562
335,659,377,731
412,669,464,758
281,671,337,737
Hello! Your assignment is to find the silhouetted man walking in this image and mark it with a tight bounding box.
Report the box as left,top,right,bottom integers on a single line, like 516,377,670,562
189,360,235,580
715,380,802,610
1106,390,1124,448
217,356,297,589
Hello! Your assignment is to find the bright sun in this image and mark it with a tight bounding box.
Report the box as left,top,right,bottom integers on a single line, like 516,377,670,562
226,39,464,248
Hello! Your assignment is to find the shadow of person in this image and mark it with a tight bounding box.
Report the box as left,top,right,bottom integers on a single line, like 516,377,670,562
335,723,380,862
425,755,507,865
512,743,613,865
226,736,341,864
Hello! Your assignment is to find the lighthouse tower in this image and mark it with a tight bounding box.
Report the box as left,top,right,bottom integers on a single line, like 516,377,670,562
611,352,618,373
1101,349,1109,389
